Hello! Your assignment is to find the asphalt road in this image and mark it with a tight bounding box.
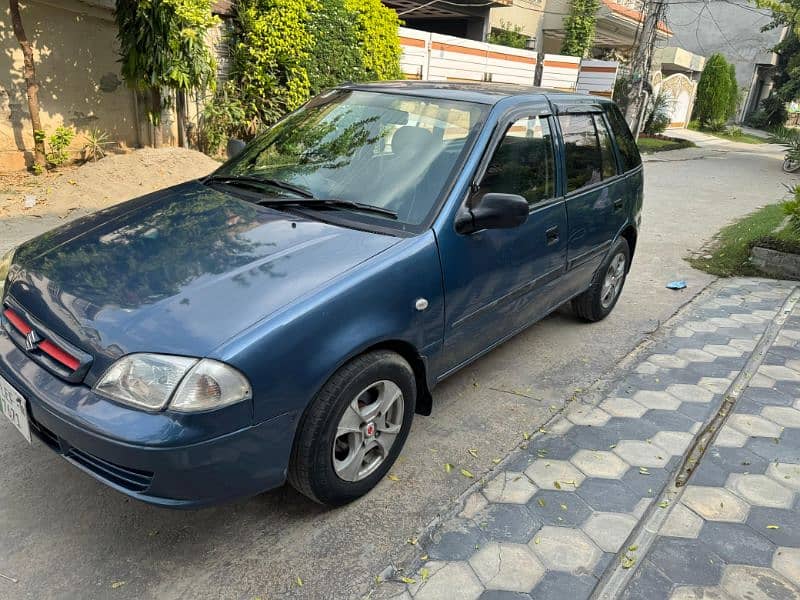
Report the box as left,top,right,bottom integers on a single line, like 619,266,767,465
0,132,795,600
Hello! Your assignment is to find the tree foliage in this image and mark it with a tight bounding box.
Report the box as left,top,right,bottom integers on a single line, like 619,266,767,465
560,0,600,57
228,0,401,135
487,20,528,49
693,53,738,129
115,0,219,132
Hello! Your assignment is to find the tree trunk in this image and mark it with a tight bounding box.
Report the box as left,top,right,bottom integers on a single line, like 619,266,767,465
150,88,163,148
9,0,46,169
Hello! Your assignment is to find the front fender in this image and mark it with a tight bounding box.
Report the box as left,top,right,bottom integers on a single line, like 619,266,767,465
211,231,444,424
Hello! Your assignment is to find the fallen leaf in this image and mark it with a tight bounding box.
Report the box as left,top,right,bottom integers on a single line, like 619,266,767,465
444,463,454,473
420,554,428,561
400,577,416,585
553,481,562,490
628,545,638,552
406,537,418,545
560,503,568,511
111,582,125,590
296,576,303,587
767,524,780,530
523,432,531,441
461,469,475,479
621,555,637,569
492,458,502,464
534,536,541,544
658,501,669,508
538,498,546,507
467,449,478,457
420,568,430,581
387,474,400,481
375,575,382,585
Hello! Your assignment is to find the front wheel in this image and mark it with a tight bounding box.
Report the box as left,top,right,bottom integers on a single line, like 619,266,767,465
288,350,416,506
572,237,630,322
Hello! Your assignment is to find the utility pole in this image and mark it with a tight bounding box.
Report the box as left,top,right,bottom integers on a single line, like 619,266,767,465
624,0,667,138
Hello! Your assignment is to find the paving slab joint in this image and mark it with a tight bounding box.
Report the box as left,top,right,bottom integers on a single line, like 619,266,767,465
591,284,800,600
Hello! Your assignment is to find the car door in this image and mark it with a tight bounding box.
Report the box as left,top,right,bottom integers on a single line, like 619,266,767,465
437,108,569,374
555,109,626,297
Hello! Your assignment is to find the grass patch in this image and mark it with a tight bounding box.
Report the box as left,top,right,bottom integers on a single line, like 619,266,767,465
688,203,787,276
637,136,696,154
687,121,767,144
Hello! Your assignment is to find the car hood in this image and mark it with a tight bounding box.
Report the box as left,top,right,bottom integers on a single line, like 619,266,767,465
4,181,399,375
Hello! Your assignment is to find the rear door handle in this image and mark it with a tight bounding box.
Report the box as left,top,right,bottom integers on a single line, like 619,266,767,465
613,198,624,211
545,225,560,246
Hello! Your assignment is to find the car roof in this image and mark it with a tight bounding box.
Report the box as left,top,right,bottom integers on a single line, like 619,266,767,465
339,80,614,107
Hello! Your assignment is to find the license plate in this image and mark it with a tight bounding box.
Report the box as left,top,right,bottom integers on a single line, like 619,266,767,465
0,373,31,444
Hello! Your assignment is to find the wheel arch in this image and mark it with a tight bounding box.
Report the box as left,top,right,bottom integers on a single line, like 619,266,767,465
356,340,433,416
619,224,638,271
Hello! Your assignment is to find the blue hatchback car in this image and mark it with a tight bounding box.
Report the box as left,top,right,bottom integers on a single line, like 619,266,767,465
0,82,642,507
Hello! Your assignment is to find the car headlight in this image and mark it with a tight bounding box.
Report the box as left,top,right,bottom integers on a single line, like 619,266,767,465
94,353,252,412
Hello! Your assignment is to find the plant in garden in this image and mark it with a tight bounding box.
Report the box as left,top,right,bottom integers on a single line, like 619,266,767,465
642,92,671,135
693,53,736,130
233,0,318,130
115,0,219,147
782,185,800,232
727,64,740,120
82,129,112,162
307,0,365,94
560,0,600,57
46,126,75,167
197,82,248,156
343,0,402,81
487,21,528,49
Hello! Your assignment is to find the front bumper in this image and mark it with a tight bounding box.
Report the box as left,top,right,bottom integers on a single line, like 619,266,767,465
0,327,297,508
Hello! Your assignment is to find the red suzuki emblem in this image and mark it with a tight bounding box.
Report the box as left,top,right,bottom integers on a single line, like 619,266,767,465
365,422,376,437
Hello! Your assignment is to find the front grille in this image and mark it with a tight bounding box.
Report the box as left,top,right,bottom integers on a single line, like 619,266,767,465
66,447,154,493
1,301,92,383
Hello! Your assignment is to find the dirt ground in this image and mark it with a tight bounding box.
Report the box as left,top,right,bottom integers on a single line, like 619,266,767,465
0,148,219,220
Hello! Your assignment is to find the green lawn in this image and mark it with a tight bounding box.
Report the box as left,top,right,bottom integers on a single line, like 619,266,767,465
637,136,696,154
688,204,788,277
687,122,767,145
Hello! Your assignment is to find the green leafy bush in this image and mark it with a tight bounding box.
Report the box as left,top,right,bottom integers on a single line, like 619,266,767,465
693,53,737,129
307,0,364,93
642,92,670,135
82,128,112,162
46,126,75,167
488,21,528,49
782,185,800,233
561,0,600,57
197,82,249,156
344,0,402,81
760,95,788,128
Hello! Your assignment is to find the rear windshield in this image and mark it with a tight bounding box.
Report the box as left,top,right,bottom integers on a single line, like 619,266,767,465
603,104,641,172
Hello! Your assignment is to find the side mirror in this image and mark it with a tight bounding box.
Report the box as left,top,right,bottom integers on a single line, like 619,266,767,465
455,193,529,234
227,138,246,159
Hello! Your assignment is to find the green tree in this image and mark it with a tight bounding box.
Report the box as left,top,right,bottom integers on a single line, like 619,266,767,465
307,0,365,94
560,0,600,57
693,53,734,129
344,0,403,80
115,0,219,147
727,63,740,120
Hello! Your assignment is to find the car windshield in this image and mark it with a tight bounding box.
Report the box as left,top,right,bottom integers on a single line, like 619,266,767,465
215,89,488,227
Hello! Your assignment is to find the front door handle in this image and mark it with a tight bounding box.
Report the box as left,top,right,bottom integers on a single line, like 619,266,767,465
613,198,624,211
545,225,560,246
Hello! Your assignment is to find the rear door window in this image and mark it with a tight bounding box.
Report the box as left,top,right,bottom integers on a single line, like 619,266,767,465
604,104,642,172
558,114,603,193
594,114,619,179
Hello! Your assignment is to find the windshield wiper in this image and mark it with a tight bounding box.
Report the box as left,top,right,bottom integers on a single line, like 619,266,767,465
259,198,398,220
204,174,314,198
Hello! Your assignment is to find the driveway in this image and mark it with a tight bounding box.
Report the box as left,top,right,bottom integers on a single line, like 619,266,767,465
0,132,795,599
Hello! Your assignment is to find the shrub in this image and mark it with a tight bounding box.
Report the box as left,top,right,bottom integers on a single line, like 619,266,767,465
46,126,75,167
727,64,739,120
233,0,319,129
782,185,800,233
760,95,788,128
488,20,528,49
560,0,600,57
612,75,631,114
197,82,249,156
642,92,671,135
694,53,735,129
344,0,402,81
307,0,365,93
725,125,743,138
81,128,111,162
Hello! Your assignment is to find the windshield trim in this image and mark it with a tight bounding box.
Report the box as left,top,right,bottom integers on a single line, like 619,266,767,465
213,89,491,235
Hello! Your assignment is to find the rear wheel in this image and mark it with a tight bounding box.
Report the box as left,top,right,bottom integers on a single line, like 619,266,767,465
572,237,630,322
288,350,415,506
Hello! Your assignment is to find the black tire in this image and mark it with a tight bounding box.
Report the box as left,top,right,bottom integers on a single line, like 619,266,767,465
288,350,416,506
572,237,630,322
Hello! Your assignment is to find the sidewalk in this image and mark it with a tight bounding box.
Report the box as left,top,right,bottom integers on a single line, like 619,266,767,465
368,278,800,600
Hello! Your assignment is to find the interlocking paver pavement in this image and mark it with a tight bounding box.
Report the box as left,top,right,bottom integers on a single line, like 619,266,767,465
371,279,800,600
